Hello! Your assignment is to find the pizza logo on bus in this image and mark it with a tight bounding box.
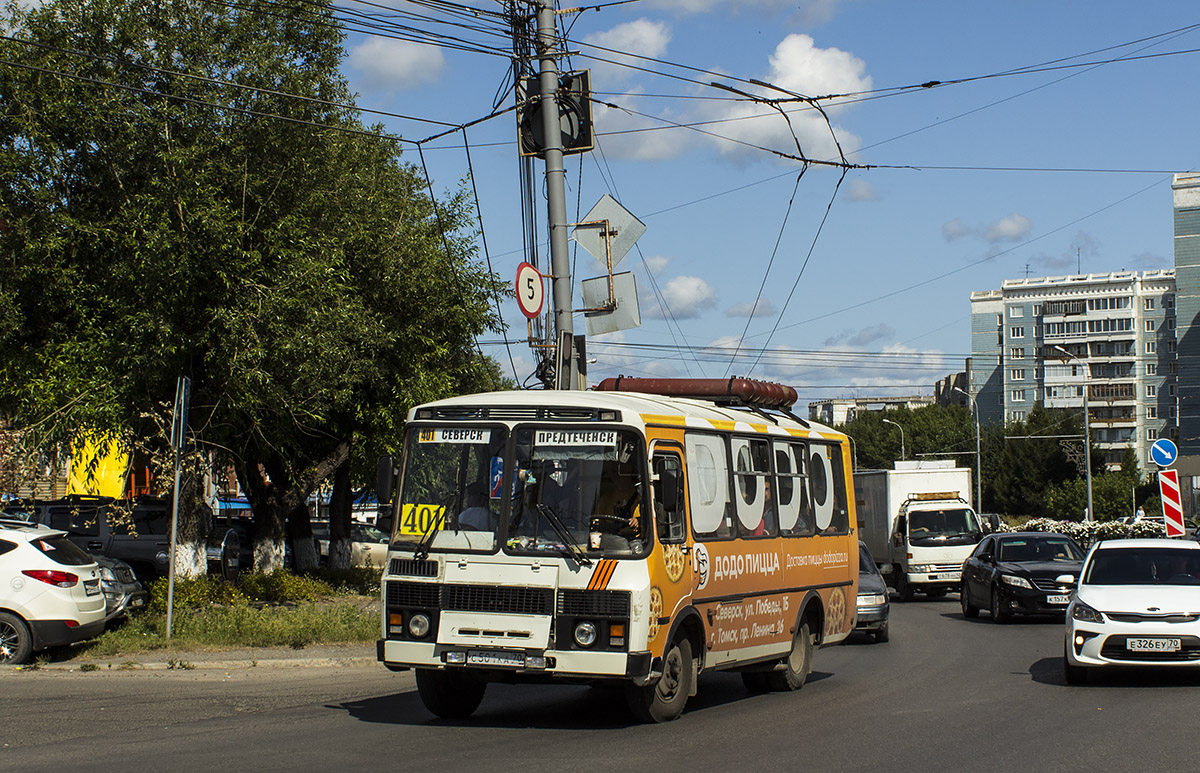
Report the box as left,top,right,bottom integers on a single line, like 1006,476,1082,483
663,544,686,583
647,587,664,642
825,587,847,637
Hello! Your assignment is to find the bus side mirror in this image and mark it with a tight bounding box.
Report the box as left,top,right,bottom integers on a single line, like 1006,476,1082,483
660,468,680,512
376,456,396,505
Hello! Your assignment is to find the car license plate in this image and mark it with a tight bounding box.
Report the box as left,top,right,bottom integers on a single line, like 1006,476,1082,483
84,579,101,597
1127,638,1181,652
466,650,525,668
1047,594,1071,605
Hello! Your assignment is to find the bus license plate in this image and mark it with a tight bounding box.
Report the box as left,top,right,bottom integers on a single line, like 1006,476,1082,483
1047,594,1071,605
1127,638,1180,652
467,650,525,668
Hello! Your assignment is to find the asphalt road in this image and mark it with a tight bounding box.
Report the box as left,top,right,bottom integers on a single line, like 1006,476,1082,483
6,598,1200,772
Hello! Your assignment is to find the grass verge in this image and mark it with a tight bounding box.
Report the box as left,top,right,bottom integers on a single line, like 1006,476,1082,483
76,568,381,658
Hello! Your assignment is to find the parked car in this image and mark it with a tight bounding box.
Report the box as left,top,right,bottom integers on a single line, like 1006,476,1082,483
961,531,1085,622
1065,538,1200,684
30,496,240,583
314,522,389,569
854,541,890,643
1,518,107,665
92,554,148,627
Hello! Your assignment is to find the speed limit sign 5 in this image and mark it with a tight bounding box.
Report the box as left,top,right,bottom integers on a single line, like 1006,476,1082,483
516,261,544,319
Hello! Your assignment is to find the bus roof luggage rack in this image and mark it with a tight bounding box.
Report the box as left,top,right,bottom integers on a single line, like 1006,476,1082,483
594,376,801,412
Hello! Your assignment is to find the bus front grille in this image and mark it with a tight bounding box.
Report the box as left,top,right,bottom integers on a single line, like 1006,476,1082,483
558,589,631,618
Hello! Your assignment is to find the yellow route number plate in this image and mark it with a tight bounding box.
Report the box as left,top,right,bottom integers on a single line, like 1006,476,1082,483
398,504,446,537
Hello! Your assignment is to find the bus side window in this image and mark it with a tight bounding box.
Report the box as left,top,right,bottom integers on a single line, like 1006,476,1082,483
684,433,732,539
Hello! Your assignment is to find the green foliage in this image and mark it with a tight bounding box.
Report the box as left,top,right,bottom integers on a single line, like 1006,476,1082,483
0,0,507,530
144,568,377,614
838,404,976,472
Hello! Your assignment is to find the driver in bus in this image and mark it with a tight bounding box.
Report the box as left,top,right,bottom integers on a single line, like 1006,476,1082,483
457,482,493,531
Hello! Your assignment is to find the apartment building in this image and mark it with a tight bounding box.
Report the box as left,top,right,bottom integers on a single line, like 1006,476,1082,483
969,270,1176,469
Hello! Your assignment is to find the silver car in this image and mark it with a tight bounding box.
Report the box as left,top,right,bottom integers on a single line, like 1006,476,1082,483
92,554,148,626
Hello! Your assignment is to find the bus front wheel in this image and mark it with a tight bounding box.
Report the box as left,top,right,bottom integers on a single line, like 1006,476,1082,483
415,668,487,719
626,637,693,723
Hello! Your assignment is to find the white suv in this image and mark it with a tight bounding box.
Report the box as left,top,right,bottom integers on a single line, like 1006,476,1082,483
1,519,107,665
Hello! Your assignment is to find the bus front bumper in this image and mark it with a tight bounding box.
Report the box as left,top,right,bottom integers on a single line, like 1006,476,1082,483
377,639,653,682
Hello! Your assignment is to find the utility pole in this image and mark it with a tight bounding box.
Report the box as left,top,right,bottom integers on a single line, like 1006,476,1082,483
535,0,578,388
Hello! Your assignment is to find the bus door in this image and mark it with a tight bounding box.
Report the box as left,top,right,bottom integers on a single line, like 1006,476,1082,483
648,446,692,650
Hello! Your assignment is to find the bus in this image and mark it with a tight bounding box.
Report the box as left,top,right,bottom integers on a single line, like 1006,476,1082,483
376,377,858,723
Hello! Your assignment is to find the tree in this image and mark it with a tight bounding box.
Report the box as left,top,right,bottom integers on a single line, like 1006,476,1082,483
0,0,507,573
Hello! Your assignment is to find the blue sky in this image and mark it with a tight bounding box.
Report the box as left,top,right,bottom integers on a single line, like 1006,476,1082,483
338,1,1197,404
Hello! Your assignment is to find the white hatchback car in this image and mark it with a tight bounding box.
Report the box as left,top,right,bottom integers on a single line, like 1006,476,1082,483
1,519,107,665
1065,538,1200,684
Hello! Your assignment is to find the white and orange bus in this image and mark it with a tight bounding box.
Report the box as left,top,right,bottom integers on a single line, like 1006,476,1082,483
377,377,857,722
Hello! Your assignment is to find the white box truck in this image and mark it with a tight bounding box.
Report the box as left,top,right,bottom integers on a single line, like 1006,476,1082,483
855,460,985,601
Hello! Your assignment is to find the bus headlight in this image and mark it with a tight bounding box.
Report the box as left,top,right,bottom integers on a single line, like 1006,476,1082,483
573,621,598,648
408,613,431,639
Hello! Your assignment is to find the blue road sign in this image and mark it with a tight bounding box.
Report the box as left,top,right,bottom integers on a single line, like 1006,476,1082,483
1151,438,1179,467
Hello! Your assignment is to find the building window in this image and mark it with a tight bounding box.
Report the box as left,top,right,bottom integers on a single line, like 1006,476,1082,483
996,314,1004,326
1009,306,1023,318
1146,385,1157,397
1168,341,1177,353
1032,304,1042,316
1170,406,1177,419
1169,318,1177,330
1010,369,1025,380
1010,327,1025,338
1147,407,1158,419
1010,347,1025,359
1011,389,1027,402
1146,342,1156,354
1145,320,1156,332
1170,384,1177,397
1148,429,1159,441
1144,298,1156,310
1146,364,1158,376
1166,295,1175,309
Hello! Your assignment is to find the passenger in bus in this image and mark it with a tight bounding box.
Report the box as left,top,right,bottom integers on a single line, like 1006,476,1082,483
752,479,778,536
457,482,493,531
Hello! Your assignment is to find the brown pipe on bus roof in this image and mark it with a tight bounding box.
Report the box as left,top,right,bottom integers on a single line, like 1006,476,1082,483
594,376,798,409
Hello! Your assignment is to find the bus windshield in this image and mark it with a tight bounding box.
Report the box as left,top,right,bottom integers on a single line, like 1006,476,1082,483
508,428,649,559
393,424,649,559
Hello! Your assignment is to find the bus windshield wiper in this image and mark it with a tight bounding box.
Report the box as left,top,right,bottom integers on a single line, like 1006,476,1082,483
534,503,592,566
414,491,452,562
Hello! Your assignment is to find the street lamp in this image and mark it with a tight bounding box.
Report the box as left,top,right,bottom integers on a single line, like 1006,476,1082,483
882,418,905,462
1053,344,1093,522
953,386,983,512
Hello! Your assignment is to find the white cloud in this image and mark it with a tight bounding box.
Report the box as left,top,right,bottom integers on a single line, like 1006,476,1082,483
590,93,690,161
642,255,671,274
726,298,775,318
644,275,717,318
348,38,444,92
823,323,893,348
846,178,879,202
943,213,1032,244
985,213,1032,243
583,19,671,86
942,218,970,241
698,34,870,163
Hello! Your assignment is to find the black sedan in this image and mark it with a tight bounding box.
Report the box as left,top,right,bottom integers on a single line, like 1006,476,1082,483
960,532,1085,623
854,541,890,642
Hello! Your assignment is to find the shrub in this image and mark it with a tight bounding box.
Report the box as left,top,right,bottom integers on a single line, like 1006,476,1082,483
1001,517,1169,546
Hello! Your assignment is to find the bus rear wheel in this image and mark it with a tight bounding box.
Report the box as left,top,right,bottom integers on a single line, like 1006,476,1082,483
415,668,487,719
767,621,812,691
626,637,693,723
